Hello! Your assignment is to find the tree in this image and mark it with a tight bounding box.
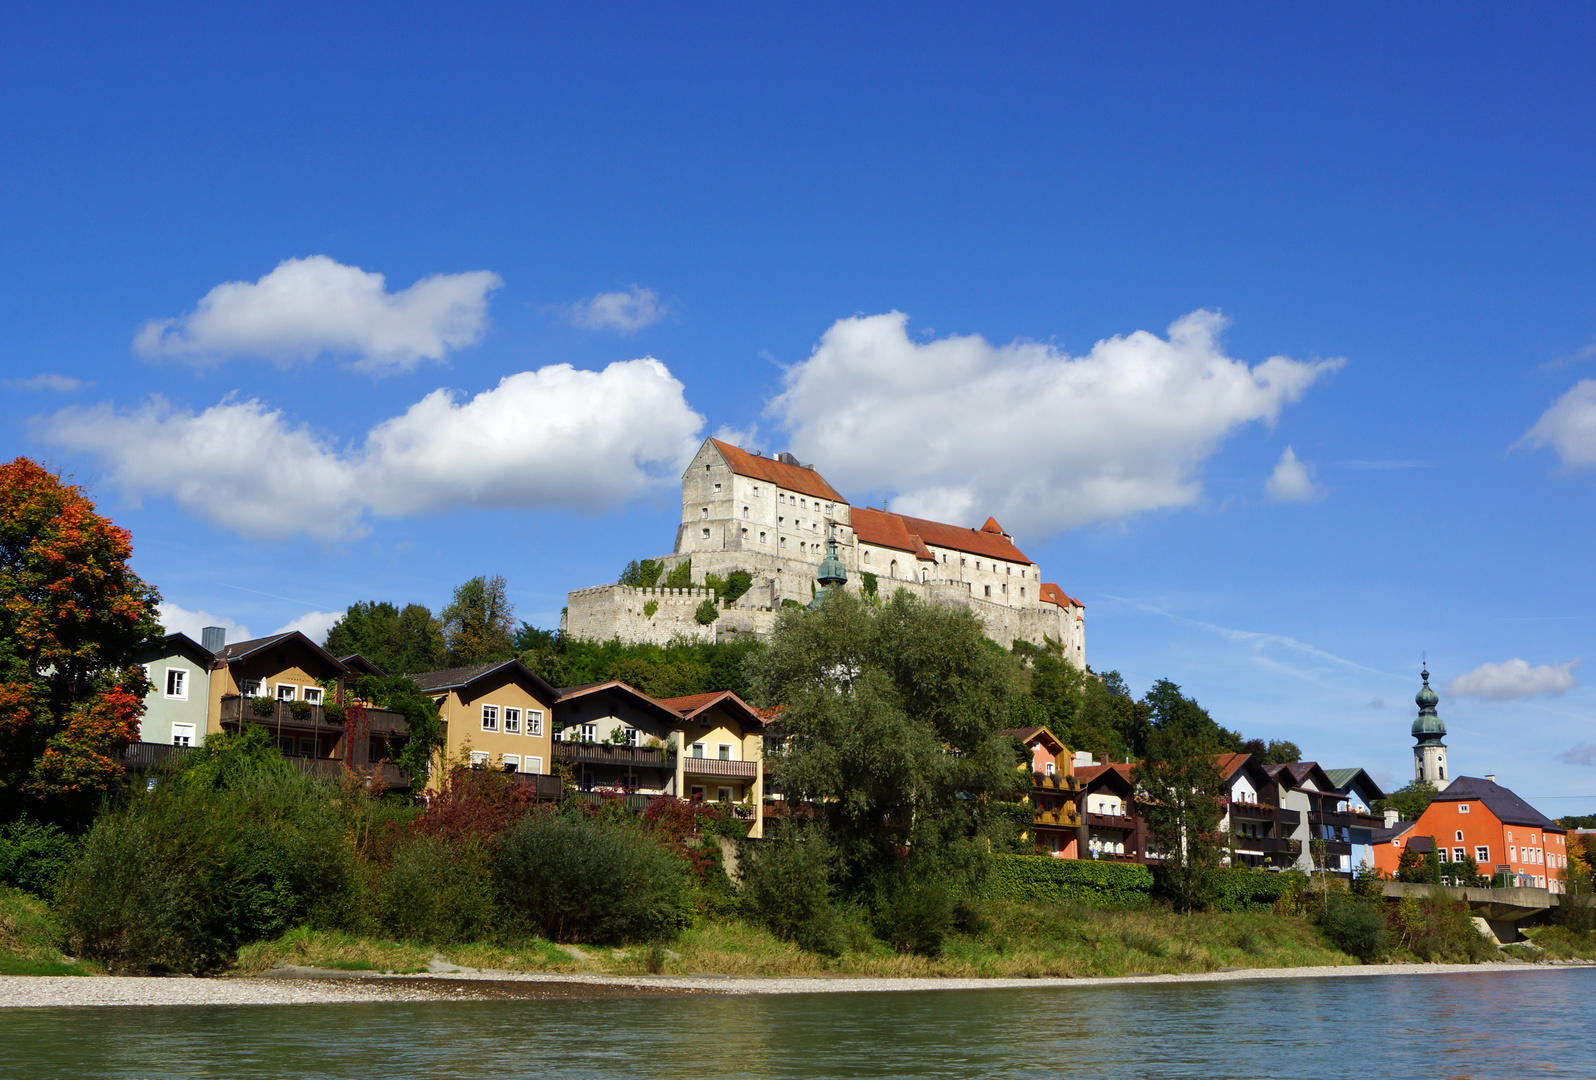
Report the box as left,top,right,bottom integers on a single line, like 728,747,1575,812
353,675,445,788
618,559,663,588
1241,738,1303,765
1376,779,1437,822
0,459,161,817
747,589,1023,898
324,601,445,675
440,575,515,667
1144,678,1245,753
1132,726,1228,913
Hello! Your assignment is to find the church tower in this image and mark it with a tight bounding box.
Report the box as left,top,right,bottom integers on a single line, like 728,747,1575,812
1411,665,1450,790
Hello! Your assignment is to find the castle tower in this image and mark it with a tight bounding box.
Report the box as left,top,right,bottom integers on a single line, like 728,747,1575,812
809,504,848,609
1411,665,1450,790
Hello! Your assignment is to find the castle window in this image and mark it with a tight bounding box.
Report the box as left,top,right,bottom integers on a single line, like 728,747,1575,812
702,528,710,539
800,499,807,509
701,507,709,518
863,550,871,563
976,561,982,571
890,560,898,577
741,528,748,537
984,585,992,597
780,537,786,549
753,486,760,496
921,568,927,582
759,532,767,542
1020,587,1025,598
799,542,806,553
743,506,749,518
942,554,947,563
1006,566,1011,574
1002,583,1008,595
714,483,721,492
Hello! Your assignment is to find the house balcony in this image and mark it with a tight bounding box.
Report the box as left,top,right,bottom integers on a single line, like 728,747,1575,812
119,740,408,790
682,757,758,780
1087,812,1134,831
553,742,669,769
1233,836,1301,856
1033,772,1081,792
511,772,567,799
1033,807,1080,828
1229,803,1278,822
1277,808,1302,828
1311,810,1356,830
218,695,408,737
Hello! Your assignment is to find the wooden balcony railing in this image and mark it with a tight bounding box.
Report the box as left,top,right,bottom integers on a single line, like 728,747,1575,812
119,741,409,790
218,695,408,736
553,742,669,768
682,756,758,780
1087,811,1135,831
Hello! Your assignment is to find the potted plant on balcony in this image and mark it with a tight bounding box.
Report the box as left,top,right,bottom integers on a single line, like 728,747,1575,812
251,695,275,717
289,699,313,720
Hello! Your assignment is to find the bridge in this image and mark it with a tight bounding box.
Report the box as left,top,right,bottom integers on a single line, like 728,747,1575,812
1381,881,1590,943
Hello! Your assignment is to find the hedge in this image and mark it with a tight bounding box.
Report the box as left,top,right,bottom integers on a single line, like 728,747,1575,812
987,855,1152,908
1207,868,1308,912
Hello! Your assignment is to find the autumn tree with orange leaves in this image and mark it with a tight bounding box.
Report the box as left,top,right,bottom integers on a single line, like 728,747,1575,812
0,459,161,815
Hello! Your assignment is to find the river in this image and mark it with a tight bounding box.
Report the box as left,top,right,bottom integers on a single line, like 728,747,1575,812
1,969,1590,1079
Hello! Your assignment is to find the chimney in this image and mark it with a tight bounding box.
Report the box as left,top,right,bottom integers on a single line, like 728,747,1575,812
1485,774,1496,784
1383,807,1399,829
1099,754,1108,765
200,626,226,654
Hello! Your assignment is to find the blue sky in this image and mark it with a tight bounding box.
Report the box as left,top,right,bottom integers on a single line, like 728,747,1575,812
3,4,1594,814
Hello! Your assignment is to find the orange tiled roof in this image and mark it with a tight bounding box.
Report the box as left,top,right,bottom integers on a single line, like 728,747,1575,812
711,439,846,504
1215,752,1250,780
655,689,768,729
852,507,1033,565
1039,583,1083,610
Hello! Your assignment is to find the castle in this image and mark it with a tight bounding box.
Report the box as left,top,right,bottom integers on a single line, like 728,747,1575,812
562,438,1086,665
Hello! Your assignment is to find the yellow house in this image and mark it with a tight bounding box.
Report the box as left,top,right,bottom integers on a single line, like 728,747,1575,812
408,660,561,794
202,631,411,788
655,691,766,838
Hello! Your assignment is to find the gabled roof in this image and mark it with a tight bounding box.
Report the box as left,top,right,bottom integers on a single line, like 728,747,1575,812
407,659,559,702
709,439,846,504
852,506,1033,565
1215,753,1252,780
215,631,347,675
1432,776,1566,833
1372,820,1417,845
1324,767,1386,801
1265,761,1339,793
1075,761,1135,793
139,631,216,668
554,680,683,724
654,690,768,731
1038,583,1083,610
339,654,387,678
997,726,1067,755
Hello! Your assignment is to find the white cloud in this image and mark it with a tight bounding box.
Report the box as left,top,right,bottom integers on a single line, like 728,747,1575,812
37,358,704,542
1520,379,1596,470
157,602,251,644
1448,658,1582,701
1265,446,1324,503
767,310,1342,536
1557,741,1596,767
563,286,667,332
7,373,91,392
713,423,761,451
273,610,345,646
133,256,501,374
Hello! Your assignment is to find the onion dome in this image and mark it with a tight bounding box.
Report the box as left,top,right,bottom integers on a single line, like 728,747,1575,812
809,507,848,609
1411,666,1446,738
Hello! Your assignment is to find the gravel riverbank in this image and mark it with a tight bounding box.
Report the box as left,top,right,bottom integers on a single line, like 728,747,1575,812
2,960,1588,1008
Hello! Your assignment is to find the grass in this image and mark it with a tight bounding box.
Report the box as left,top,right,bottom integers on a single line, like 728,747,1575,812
0,886,101,976
1516,924,1596,962
223,902,1354,980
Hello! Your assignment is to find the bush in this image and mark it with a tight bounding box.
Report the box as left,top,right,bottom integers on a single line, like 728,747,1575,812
1391,889,1492,963
0,819,77,897
694,599,718,625
987,855,1152,908
495,812,691,944
377,835,494,944
872,876,956,957
56,762,356,973
664,560,693,590
1317,891,1389,961
739,828,844,956
1209,868,1309,913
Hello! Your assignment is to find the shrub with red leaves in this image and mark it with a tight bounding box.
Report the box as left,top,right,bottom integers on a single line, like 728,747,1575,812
411,768,546,847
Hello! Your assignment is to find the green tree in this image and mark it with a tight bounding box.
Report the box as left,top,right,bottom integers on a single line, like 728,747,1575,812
1376,779,1438,822
1241,737,1303,765
324,601,445,675
618,559,664,588
353,675,444,787
441,575,516,667
1144,678,1245,753
1132,727,1228,913
747,589,1023,897
0,459,161,819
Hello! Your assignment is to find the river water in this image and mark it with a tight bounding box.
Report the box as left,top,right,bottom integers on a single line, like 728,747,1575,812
1,969,1591,1079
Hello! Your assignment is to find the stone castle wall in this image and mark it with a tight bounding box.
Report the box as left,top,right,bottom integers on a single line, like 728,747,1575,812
564,556,1085,662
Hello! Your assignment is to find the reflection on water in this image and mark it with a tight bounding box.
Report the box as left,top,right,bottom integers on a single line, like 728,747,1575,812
1,969,1591,1080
